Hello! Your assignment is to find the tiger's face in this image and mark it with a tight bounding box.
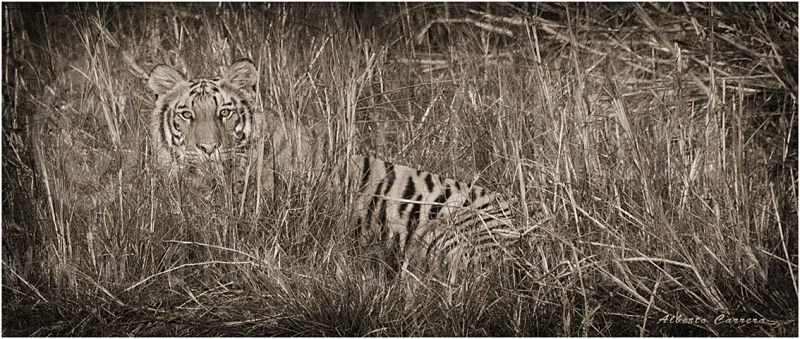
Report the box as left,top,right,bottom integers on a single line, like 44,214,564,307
147,60,259,183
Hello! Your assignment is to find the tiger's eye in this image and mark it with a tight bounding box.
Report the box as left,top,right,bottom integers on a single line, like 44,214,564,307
179,111,193,120
219,108,234,118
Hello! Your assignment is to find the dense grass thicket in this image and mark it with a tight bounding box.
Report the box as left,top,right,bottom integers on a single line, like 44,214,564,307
2,3,797,336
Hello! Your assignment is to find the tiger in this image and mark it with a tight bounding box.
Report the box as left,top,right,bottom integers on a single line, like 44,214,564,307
147,59,522,281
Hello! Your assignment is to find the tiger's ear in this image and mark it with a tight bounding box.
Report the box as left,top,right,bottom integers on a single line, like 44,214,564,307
222,59,258,91
148,65,185,95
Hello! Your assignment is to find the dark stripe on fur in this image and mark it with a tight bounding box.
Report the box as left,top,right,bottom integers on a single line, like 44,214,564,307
378,199,388,226
384,162,395,188
429,186,451,221
399,176,415,212
404,194,423,250
424,173,434,192
452,208,512,231
359,156,371,191
160,104,171,147
377,162,395,226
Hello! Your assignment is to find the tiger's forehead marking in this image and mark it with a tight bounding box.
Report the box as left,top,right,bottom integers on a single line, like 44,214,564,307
182,80,227,110
188,80,222,96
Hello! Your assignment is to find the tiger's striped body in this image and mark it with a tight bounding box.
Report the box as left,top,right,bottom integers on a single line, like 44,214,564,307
147,60,519,280
349,156,515,277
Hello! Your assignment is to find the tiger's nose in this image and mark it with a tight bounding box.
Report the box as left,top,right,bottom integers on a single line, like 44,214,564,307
196,143,218,155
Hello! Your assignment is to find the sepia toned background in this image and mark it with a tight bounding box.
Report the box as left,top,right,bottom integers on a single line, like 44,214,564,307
2,3,797,336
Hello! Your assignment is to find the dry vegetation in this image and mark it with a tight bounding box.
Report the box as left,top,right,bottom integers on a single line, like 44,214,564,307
2,3,797,336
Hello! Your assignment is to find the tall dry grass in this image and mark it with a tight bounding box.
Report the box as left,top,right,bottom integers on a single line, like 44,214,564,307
2,3,797,336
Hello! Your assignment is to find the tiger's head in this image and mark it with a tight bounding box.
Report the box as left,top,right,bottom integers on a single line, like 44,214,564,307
147,59,260,183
